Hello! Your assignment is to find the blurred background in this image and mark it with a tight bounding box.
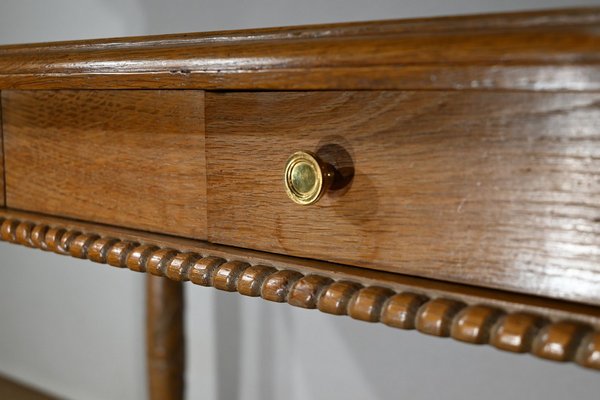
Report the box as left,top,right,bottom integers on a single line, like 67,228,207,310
1,1,600,399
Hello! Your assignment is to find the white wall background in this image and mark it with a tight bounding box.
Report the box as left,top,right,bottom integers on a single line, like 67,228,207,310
1,1,600,399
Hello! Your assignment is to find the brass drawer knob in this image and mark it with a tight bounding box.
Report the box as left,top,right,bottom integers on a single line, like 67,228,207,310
284,151,334,205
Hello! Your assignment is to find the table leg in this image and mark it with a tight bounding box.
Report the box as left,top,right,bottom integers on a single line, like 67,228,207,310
146,275,184,400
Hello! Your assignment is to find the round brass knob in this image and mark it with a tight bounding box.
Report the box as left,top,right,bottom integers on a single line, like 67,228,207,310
284,151,334,205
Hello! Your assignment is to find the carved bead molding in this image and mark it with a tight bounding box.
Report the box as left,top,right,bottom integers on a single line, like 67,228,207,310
1,213,599,371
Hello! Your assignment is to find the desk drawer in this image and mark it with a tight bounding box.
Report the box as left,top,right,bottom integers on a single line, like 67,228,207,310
2,90,207,239
206,91,600,301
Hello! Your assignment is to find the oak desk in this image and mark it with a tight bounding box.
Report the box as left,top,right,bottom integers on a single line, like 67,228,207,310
0,7,599,399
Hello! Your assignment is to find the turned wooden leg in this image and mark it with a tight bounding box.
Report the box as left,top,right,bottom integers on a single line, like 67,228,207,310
146,275,184,400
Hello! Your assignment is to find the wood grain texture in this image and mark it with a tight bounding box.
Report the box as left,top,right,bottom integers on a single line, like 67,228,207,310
0,93,4,207
0,8,598,90
146,275,184,400
2,90,206,239
206,91,600,306
1,209,600,371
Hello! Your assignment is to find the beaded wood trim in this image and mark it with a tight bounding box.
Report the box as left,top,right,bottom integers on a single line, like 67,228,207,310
0,215,598,371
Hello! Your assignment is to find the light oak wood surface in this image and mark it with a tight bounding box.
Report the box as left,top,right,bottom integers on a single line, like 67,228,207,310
206,91,600,306
0,102,4,207
1,208,599,370
2,90,207,239
0,9,598,91
0,8,599,389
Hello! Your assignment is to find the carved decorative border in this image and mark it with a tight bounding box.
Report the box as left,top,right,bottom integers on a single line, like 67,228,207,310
0,216,598,371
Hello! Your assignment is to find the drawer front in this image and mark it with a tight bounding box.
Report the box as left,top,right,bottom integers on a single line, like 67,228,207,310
2,90,207,239
206,91,600,302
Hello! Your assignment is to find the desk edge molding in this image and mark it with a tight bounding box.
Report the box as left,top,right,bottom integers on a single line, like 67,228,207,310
0,8,599,90
0,209,599,371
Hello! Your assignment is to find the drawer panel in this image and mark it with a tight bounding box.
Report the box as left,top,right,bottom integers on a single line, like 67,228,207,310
206,91,600,303
2,90,207,239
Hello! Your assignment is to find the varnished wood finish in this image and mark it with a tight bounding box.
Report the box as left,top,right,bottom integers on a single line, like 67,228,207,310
532,321,590,362
490,313,547,353
0,94,4,207
1,208,600,370
0,9,599,91
2,90,207,239
0,8,599,381
146,275,184,400
577,332,600,370
451,305,503,344
206,91,600,306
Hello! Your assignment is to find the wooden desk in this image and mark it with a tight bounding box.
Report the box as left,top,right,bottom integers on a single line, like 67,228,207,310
0,7,598,399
